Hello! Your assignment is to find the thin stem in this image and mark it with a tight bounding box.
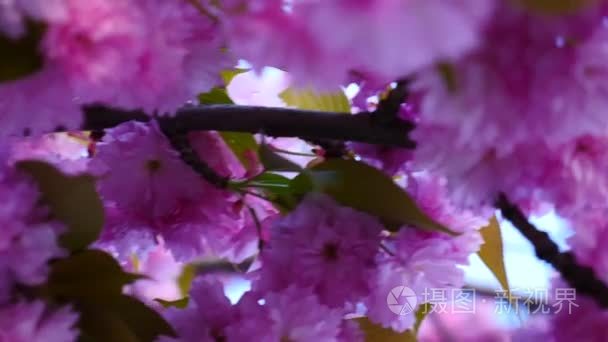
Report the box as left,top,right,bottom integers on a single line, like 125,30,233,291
186,0,219,23
375,79,410,123
194,256,256,275
269,145,317,157
380,242,396,256
246,204,265,251
496,193,608,308
159,121,229,188
236,188,271,201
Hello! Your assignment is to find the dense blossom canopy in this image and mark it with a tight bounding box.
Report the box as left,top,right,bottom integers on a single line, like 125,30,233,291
2,0,608,341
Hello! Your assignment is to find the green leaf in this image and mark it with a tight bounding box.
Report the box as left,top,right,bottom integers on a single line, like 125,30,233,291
18,161,104,252
279,87,350,113
198,87,233,104
412,303,433,334
78,303,139,342
199,68,248,105
221,68,249,84
45,250,140,299
155,297,190,309
220,132,259,170
177,263,196,297
234,172,298,212
109,295,176,341
290,159,455,234
44,251,175,341
512,0,592,14
355,305,432,342
356,317,416,342
259,143,303,172
437,62,458,93
478,216,511,294
245,172,292,195
0,21,45,82
78,295,176,342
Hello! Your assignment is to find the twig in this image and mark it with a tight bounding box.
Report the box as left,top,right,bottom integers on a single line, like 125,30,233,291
269,146,317,157
246,205,265,251
185,0,219,23
496,193,608,308
83,104,416,148
307,80,411,157
235,188,276,204
158,120,229,188
380,242,395,256
374,79,410,123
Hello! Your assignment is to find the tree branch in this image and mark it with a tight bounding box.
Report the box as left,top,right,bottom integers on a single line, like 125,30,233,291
304,79,411,158
159,120,229,189
83,104,416,148
375,79,410,123
496,193,608,308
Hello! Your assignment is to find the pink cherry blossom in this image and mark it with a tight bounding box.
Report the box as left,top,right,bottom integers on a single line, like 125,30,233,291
9,133,88,174
301,0,494,83
226,68,290,107
226,286,346,342
43,0,230,113
96,185,270,262
0,301,78,342
224,0,494,87
188,131,251,179
254,193,383,308
510,315,553,342
365,175,484,332
126,244,185,304
4,1,608,340
414,2,608,153
418,300,511,342
90,121,204,218
411,2,608,208
564,208,608,286
350,141,413,175
542,135,608,214
0,69,83,138
536,279,608,342
162,279,237,342
0,0,232,139
0,0,67,38
0,159,65,303
549,296,608,342
92,121,275,261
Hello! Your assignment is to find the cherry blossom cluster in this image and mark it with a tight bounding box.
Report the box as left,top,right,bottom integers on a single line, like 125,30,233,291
0,152,78,341
91,122,269,262
2,0,608,341
161,184,483,341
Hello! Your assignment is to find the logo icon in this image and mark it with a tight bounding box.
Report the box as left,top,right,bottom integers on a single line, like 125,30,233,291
387,286,417,315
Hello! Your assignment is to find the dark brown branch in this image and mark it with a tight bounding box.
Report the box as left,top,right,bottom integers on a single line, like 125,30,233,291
375,79,410,123
83,104,416,148
496,193,608,308
159,120,229,189
305,80,411,158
